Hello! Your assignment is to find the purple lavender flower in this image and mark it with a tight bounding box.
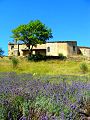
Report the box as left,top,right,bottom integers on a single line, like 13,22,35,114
0,73,90,119
40,115,49,120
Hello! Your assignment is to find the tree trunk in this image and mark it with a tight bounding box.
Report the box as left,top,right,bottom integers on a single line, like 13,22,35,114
18,43,20,56
27,44,33,56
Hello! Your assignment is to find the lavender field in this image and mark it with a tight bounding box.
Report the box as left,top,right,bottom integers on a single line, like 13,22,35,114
0,72,90,120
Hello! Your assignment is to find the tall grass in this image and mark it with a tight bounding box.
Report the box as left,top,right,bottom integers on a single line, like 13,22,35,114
11,57,19,68
0,57,90,76
80,62,88,74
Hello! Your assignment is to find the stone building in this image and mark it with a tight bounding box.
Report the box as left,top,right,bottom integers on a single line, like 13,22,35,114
78,46,90,57
8,41,78,57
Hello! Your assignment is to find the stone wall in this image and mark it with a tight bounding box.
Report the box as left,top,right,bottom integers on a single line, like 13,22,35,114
8,41,78,57
79,47,90,57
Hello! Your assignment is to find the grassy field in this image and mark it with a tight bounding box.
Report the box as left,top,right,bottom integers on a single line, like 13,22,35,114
0,56,90,76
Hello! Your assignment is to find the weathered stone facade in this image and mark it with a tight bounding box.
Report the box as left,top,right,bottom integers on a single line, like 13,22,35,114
8,41,78,57
78,46,90,57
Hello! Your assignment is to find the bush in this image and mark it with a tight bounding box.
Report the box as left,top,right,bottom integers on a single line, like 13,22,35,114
28,53,67,62
58,53,67,60
11,57,19,68
80,62,88,74
28,54,46,62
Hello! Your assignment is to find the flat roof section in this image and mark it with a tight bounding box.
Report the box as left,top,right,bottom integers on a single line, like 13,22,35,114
78,46,90,49
8,41,77,45
47,41,77,43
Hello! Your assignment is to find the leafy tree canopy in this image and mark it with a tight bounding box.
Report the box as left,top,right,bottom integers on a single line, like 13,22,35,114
0,48,4,56
11,20,53,52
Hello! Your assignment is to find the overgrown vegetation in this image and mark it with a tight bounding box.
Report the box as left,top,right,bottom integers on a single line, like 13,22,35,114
80,62,88,74
0,57,90,75
27,53,66,62
28,54,46,62
11,57,19,68
58,53,67,60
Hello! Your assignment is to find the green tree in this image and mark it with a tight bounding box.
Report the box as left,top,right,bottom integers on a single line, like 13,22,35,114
0,48,4,56
11,20,53,55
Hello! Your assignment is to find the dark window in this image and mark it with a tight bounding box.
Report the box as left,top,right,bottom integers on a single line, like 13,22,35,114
11,45,14,49
47,47,50,52
73,46,75,51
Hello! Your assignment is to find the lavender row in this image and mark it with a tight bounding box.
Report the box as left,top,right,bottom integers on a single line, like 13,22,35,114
0,72,90,119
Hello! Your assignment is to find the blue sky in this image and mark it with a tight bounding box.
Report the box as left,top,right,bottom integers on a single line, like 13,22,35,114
0,0,89,55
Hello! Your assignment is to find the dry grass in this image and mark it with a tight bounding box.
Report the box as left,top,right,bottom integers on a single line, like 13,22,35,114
0,56,90,76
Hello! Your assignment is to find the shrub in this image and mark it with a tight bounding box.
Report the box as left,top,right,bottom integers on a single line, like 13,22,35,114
58,53,66,60
80,62,88,74
28,54,46,62
11,57,19,68
28,53,67,61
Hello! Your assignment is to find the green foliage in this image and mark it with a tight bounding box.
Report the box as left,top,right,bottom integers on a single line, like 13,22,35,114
11,57,19,68
80,62,88,74
28,54,46,62
0,104,7,120
0,48,4,56
11,20,53,55
22,100,31,117
34,95,60,116
58,53,67,60
12,96,24,119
